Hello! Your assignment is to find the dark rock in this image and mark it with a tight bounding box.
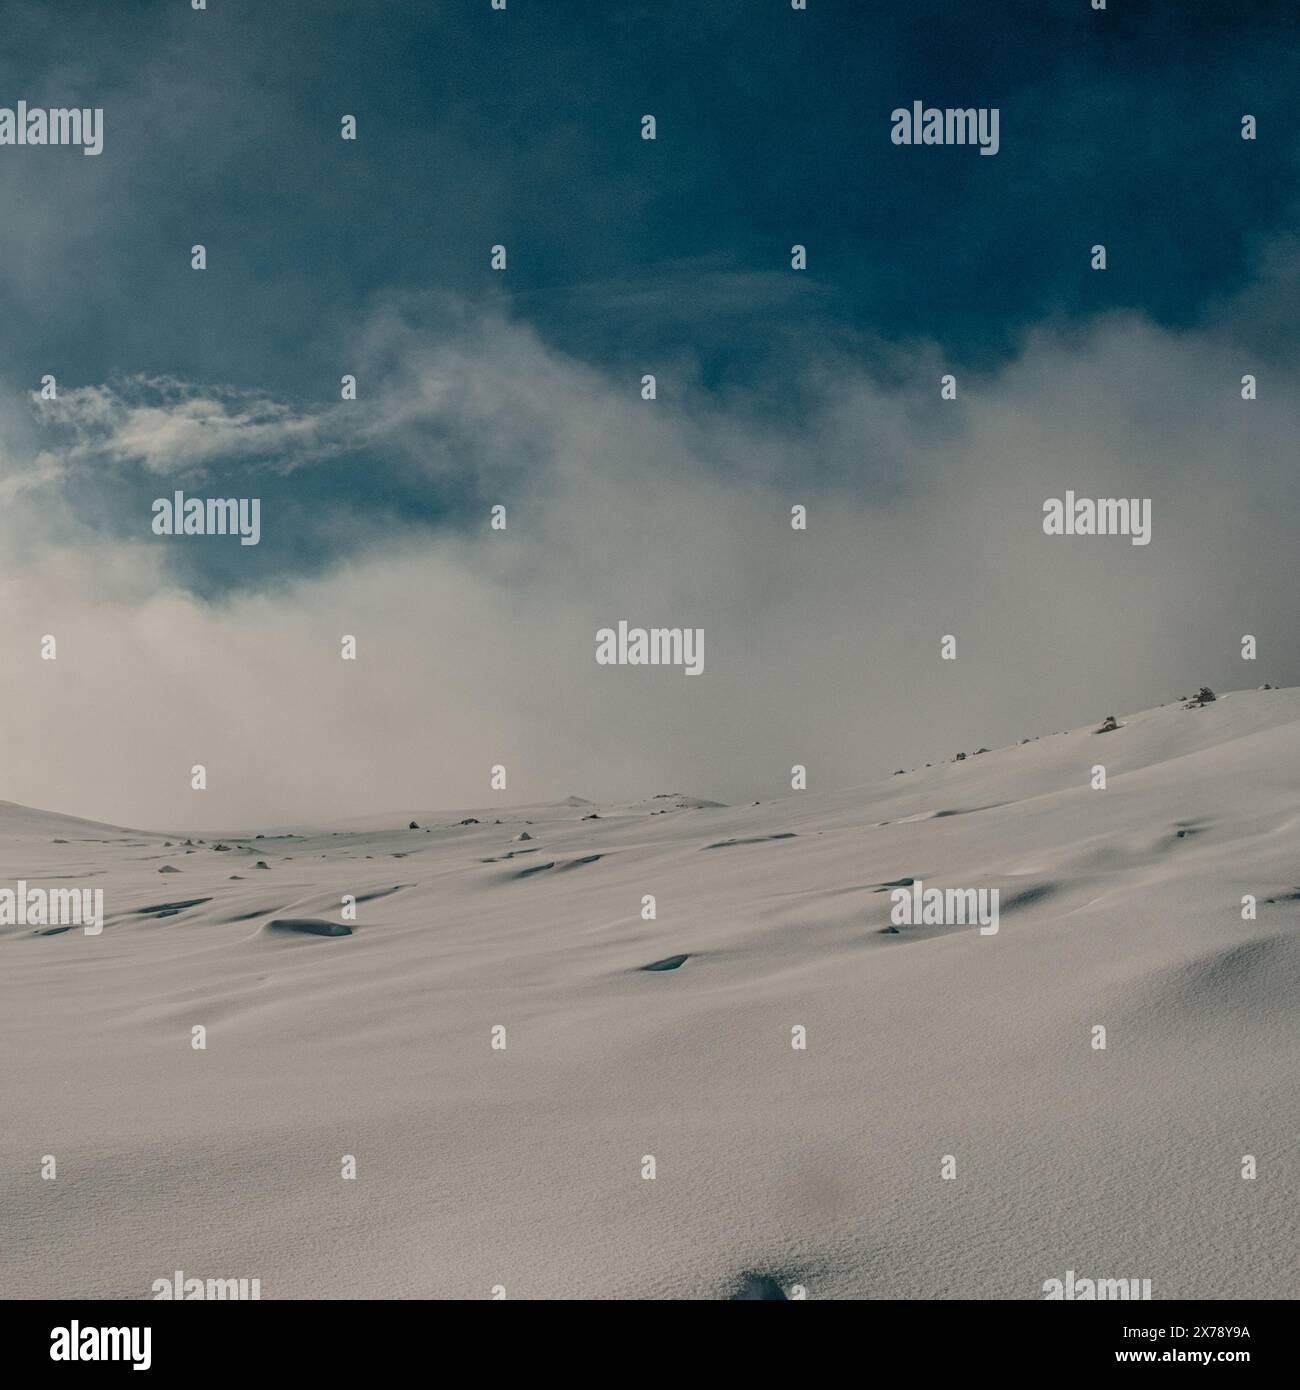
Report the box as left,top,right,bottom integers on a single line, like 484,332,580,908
640,954,689,972
267,918,352,938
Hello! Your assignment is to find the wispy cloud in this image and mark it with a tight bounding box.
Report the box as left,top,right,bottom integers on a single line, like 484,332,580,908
30,375,350,478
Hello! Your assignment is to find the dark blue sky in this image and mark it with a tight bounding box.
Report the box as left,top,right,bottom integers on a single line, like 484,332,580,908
2,0,1296,599
4,0,1296,394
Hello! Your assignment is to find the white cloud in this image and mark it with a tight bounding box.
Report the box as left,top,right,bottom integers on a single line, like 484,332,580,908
30,375,349,477
1,271,1297,828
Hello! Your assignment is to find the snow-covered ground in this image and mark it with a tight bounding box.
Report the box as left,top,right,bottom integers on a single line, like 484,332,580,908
2,687,1296,1299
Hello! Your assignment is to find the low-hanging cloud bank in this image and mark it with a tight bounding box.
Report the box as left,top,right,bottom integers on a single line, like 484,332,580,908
2,272,1297,830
